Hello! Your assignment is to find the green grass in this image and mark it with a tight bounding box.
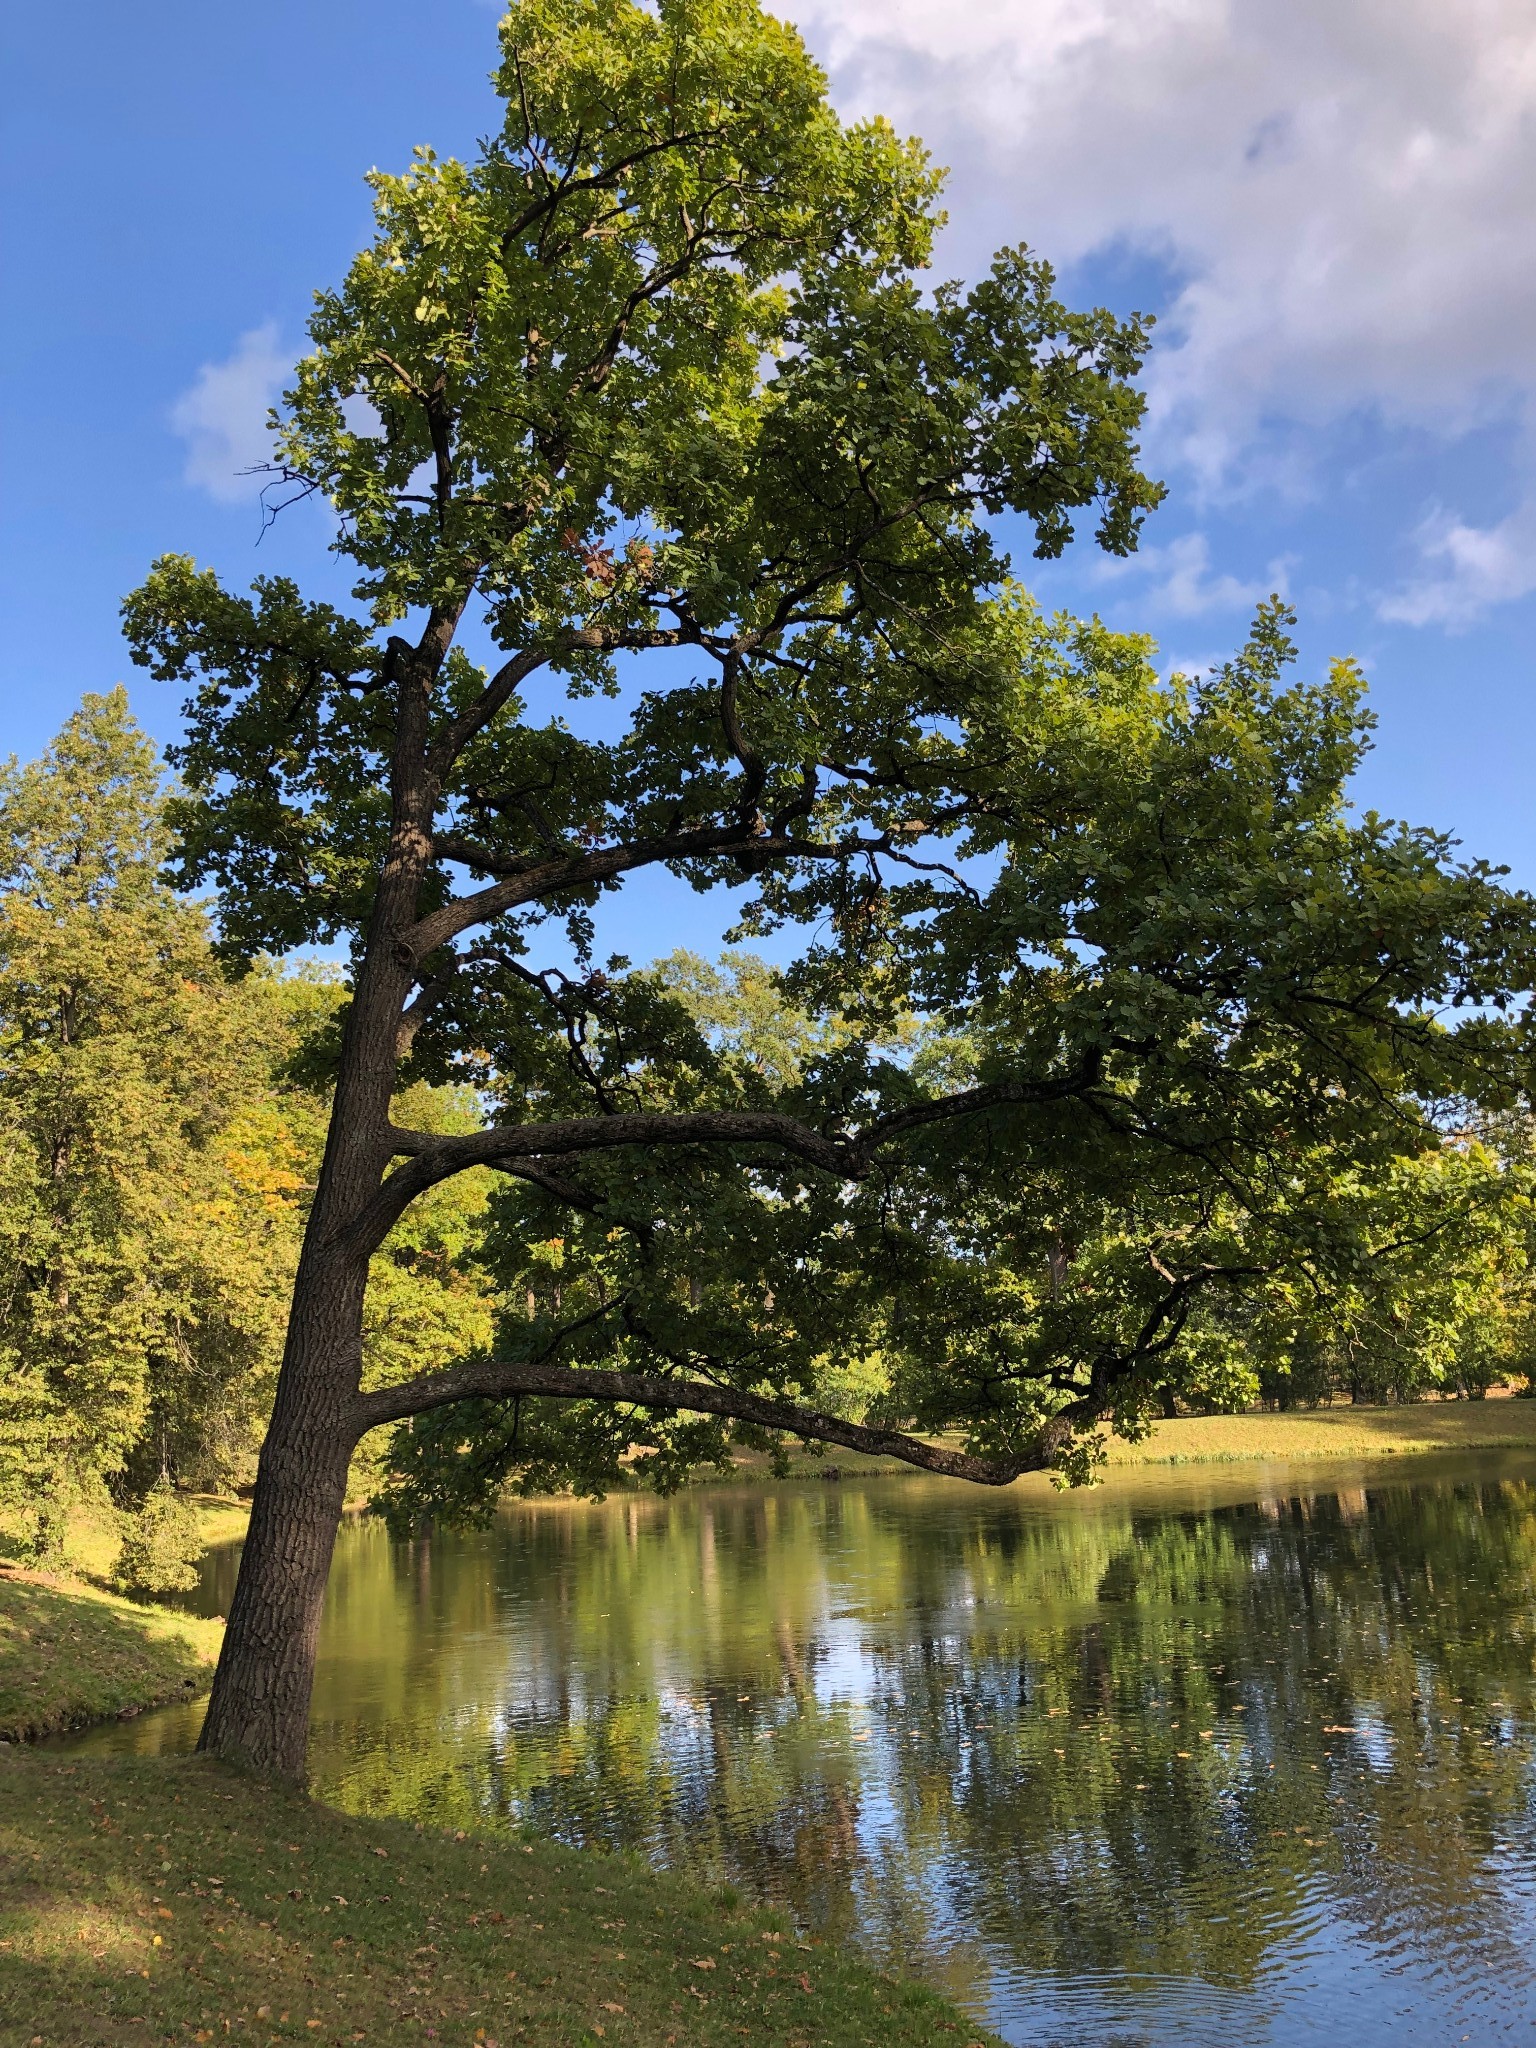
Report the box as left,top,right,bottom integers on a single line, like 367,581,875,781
0,1751,996,2048
727,1400,1536,1487
1099,1400,1536,1468
55,1495,252,1587
0,1573,222,1742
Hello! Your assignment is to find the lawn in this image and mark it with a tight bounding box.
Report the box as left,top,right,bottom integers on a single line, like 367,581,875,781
0,1751,993,2048
0,1572,222,1743
1101,1399,1536,1467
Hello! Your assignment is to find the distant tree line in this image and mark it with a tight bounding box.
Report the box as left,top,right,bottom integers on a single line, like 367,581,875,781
0,693,499,1587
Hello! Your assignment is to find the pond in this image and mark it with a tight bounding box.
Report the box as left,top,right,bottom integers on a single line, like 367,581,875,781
71,1451,1536,2045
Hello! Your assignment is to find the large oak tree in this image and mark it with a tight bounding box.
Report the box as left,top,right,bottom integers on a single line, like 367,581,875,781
126,0,1534,1777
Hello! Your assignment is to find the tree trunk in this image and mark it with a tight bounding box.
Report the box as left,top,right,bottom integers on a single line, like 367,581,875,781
196,1254,367,1778
194,627,474,1776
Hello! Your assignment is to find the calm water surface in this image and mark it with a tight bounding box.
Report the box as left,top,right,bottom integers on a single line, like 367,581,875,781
72,1452,1536,2045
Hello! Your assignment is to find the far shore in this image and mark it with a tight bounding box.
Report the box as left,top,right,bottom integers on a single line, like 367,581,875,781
1099,1396,1536,1468
35,1398,1536,1596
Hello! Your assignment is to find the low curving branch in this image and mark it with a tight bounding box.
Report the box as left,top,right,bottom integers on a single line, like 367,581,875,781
351,1352,1074,1487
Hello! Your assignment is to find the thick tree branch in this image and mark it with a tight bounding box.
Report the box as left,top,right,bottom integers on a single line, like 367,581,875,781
346,1063,1106,1258
352,1354,1072,1484
389,1065,1102,1182
429,644,566,778
395,969,457,1063
403,825,817,961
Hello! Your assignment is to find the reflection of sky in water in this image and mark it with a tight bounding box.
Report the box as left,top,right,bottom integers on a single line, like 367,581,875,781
65,1450,1536,2047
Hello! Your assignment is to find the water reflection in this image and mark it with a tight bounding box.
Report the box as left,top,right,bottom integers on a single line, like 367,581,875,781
75,1454,1536,2044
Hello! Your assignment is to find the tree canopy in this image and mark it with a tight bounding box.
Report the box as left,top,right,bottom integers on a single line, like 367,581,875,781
104,0,1536,1773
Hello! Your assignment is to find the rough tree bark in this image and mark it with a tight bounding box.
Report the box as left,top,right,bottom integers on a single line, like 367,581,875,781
196,637,441,1773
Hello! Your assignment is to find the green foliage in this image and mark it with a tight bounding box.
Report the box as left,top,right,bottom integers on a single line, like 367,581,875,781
0,690,275,1556
112,1478,204,1596
113,0,1536,1532
0,697,501,1561
371,604,1536,1523
120,0,1162,972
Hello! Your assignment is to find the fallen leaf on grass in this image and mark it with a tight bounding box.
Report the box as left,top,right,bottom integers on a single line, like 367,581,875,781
689,1957,717,1971
601,2003,625,2014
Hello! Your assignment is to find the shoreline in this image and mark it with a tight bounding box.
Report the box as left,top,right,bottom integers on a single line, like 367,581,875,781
13,1403,1534,1745
7,1410,1532,2042
0,1567,221,1745
143,1405,1536,1556
0,1553,995,2046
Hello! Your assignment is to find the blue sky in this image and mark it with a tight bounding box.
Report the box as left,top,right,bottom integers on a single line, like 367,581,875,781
5,0,1535,962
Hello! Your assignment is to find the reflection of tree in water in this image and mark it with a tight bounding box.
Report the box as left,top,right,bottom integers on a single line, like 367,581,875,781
856,1479,1536,1992
248,1472,1536,2003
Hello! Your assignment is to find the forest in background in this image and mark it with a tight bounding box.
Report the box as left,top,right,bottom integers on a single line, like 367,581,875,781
3,689,1535,1595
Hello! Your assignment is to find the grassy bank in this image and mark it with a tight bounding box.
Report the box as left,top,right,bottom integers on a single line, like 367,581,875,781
0,1571,222,1743
0,1523,991,2044
54,1494,251,1587
727,1399,1536,1486
0,1751,992,2048
1100,1400,1536,1468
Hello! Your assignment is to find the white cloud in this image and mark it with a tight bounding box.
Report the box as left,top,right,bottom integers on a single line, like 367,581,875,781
790,0,1536,494
1380,495,1536,627
169,322,287,503
1146,532,1288,617
1092,530,1289,617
